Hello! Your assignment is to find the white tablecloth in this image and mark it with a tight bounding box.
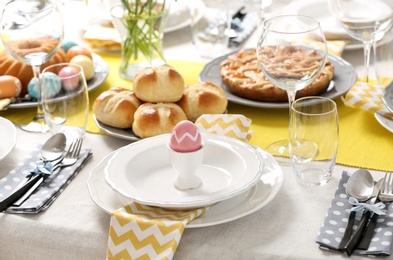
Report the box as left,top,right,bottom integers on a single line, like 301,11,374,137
0,0,388,259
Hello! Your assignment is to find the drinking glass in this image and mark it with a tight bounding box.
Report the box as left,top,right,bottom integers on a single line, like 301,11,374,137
336,0,393,82
41,63,89,141
256,15,328,164
289,97,339,186
0,0,64,133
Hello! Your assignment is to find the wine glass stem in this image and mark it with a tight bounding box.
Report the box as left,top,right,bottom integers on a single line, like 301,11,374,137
287,90,296,118
32,65,44,120
363,41,372,83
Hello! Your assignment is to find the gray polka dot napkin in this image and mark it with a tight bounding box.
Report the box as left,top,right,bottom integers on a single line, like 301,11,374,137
0,145,92,214
316,171,393,256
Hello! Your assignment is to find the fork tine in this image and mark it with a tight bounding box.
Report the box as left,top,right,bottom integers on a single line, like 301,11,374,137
72,138,83,159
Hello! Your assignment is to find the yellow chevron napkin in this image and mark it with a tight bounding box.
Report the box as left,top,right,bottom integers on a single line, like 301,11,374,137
195,114,253,142
344,81,393,119
107,203,208,259
327,40,347,57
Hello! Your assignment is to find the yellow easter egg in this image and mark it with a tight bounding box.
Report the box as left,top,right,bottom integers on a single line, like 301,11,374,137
70,55,95,81
0,75,22,98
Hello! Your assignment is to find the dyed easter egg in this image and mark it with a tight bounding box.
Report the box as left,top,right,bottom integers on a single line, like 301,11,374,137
58,66,80,90
169,120,202,152
28,73,61,99
0,75,22,98
66,45,93,61
70,55,95,80
61,40,78,53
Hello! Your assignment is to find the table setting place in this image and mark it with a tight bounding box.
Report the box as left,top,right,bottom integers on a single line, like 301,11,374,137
1,0,393,259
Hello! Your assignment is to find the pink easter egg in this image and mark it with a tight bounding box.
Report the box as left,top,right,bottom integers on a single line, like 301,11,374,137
169,120,203,152
58,66,80,90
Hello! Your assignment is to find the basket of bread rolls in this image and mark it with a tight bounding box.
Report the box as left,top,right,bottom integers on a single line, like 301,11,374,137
93,64,228,139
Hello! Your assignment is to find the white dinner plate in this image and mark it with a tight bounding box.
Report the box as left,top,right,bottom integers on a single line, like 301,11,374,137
0,117,17,161
199,52,357,109
105,134,264,209
7,53,109,109
87,145,284,228
165,0,205,33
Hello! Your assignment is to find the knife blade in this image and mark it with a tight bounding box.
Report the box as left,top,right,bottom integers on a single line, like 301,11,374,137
345,178,384,256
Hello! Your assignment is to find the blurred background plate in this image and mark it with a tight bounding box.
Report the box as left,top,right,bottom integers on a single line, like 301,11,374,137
8,53,109,109
0,117,17,161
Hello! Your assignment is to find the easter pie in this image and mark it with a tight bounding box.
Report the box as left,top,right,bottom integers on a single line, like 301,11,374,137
219,48,334,102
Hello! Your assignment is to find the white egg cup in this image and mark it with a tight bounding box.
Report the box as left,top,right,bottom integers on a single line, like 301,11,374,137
167,143,204,191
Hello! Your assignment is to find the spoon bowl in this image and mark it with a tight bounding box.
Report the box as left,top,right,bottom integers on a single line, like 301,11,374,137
40,133,67,162
346,169,374,201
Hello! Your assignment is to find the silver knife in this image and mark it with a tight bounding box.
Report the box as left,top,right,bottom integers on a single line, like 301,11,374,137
345,178,384,256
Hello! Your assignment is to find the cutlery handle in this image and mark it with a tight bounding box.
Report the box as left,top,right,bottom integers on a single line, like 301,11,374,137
357,213,379,250
345,210,371,256
0,174,43,212
338,210,356,251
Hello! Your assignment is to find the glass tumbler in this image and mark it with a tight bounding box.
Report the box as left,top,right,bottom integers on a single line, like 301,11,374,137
289,96,339,186
41,63,89,141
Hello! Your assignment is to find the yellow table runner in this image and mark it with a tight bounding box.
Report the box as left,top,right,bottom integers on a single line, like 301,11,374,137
1,52,393,172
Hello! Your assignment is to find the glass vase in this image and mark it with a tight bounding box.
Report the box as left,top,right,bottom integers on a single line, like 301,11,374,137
110,0,170,80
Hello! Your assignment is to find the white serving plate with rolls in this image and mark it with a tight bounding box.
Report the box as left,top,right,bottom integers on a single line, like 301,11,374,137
104,133,264,209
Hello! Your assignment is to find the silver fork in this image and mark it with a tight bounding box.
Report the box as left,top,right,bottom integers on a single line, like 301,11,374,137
51,138,83,171
355,172,393,250
5,138,83,209
379,172,393,202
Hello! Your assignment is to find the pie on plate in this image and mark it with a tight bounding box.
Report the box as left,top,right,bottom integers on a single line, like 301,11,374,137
219,49,334,102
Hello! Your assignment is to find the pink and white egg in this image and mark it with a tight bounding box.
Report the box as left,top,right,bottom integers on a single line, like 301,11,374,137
169,120,203,152
58,66,80,90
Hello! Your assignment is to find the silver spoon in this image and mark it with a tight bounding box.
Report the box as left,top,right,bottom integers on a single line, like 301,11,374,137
11,133,67,206
338,169,374,250
40,133,67,162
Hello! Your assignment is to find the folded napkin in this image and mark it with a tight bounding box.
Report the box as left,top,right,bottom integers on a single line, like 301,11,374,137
0,145,92,213
316,171,393,256
195,114,253,142
344,81,393,119
229,12,259,47
107,114,253,259
107,203,208,259
327,40,347,57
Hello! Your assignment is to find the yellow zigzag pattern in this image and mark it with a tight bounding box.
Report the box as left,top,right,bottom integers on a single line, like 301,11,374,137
344,81,393,119
195,114,253,142
108,202,208,260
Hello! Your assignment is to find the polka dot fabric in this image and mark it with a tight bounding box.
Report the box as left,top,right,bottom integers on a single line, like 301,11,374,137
0,145,92,213
316,171,393,256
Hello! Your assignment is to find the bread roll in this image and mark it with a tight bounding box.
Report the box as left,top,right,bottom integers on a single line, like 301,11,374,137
132,102,187,138
133,64,184,102
177,81,228,121
93,87,141,128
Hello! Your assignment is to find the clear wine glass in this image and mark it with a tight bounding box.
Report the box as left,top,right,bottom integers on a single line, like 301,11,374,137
337,0,393,83
256,15,328,164
0,0,64,133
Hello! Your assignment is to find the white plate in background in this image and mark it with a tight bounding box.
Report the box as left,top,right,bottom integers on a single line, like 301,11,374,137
0,117,17,161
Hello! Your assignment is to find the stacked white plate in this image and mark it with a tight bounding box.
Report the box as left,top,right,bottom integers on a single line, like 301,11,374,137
87,133,284,228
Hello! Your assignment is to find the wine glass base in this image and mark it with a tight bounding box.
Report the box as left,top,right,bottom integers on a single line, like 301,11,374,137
265,140,291,166
19,117,49,133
